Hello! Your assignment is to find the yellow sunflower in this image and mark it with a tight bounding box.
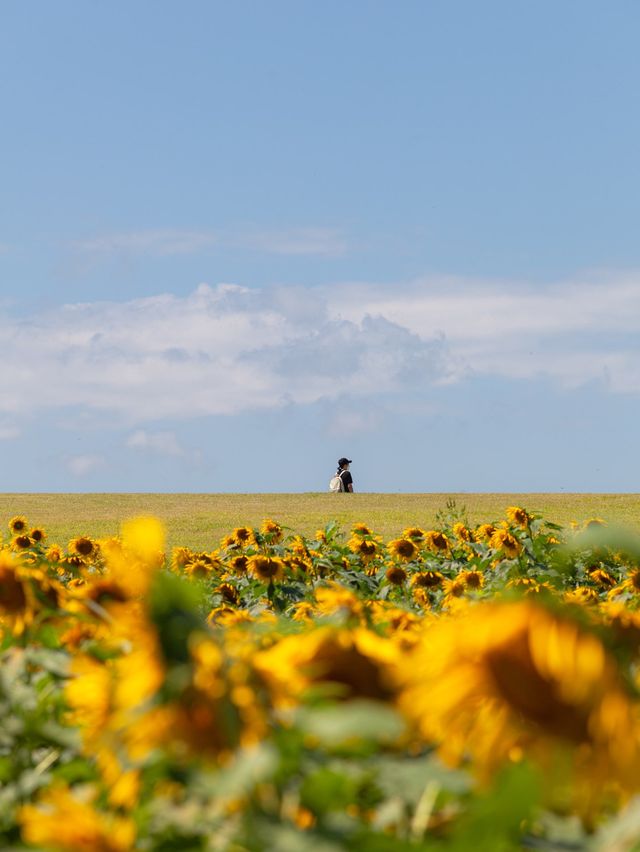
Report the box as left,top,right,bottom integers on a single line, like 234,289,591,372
260,518,283,542
232,527,255,547
45,544,63,562
412,587,431,609
29,527,46,543
399,600,640,809
411,570,444,588
506,506,532,528
348,536,379,560
507,577,552,597
19,784,136,852
171,546,194,572
59,620,102,650
65,653,115,743
589,568,616,589
217,582,240,605
8,515,28,534
99,519,164,599
291,535,310,559
442,577,466,601
81,578,130,606
207,607,254,627
228,554,249,575
424,531,450,553
184,558,215,579
248,555,284,582
370,603,421,634
254,626,401,706
452,522,472,542
0,553,35,634
385,564,408,585
474,523,496,542
292,601,315,623
285,556,311,574
459,569,484,590
387,538,418,561
69,536,97,559
564,587,599,606
489,528,522,558
626,568,640,593
28,568,67,613
402,526,425,542
314,584,364,620
600,602,640,653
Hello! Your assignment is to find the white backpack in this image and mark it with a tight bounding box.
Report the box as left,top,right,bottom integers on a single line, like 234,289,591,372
329,471,344,492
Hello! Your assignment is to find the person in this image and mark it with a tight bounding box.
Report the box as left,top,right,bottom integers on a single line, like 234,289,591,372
337,457,354,493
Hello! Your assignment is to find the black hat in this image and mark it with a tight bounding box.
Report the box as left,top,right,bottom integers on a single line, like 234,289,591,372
338,457,352,466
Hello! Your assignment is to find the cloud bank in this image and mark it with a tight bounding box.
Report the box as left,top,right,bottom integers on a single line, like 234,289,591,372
0,283,451,423
66,454,105,476
328,273,640,393
70,227,347,259
0,423,20,440
1,273,638,428
126,429,186,456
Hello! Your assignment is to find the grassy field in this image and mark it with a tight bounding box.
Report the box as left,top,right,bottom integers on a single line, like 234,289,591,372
1,492,639,551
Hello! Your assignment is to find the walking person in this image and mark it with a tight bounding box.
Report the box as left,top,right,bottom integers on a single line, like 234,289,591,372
336,457,354,493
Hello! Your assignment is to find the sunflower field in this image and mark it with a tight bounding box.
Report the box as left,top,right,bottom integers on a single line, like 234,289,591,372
4,506,640,850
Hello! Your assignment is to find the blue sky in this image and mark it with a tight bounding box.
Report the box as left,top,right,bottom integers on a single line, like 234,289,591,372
1,1,640,492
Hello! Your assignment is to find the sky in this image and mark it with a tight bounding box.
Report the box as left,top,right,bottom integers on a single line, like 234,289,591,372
1,0,640,492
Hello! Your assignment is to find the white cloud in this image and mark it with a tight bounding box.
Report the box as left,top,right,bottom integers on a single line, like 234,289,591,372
328,274,640,341
73,230,219,256
0,424,19,440
126,429,185,456
71,226,346,258
0,283,452,422
1,273,639,428
241,227,347,256
67,455,105,476
326,272,640,392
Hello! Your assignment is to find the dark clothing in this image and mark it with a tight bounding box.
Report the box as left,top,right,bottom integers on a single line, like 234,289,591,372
339,469,353,492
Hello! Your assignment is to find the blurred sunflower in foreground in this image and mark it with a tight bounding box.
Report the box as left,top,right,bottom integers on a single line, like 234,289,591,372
399,599,640,813
10,505,640,849
254,626,401,707
19,785,136,852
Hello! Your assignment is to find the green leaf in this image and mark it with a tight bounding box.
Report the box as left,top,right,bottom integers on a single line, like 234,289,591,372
374,753,471,805
0,757,13,783
566,525,640,562
149,571,206,665
446,762,540,851
300,767,359,814
53,756,97,784
245,823,346,852
195,744,277,800
25,648,70,678
297,701,405,746
33,623,62,649
36,720,80,749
